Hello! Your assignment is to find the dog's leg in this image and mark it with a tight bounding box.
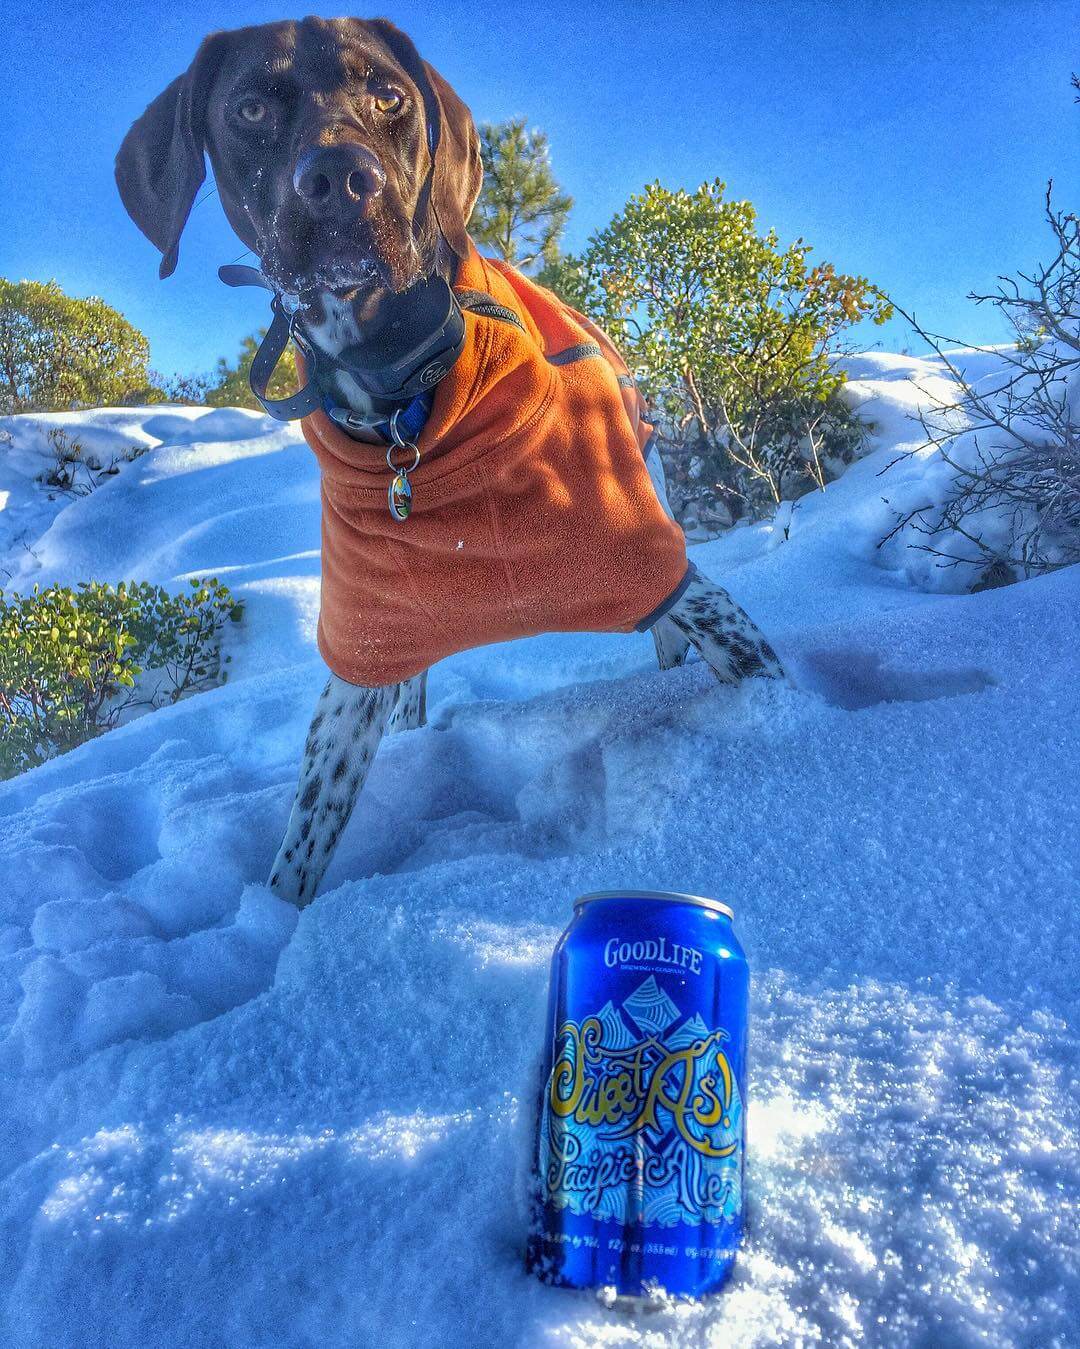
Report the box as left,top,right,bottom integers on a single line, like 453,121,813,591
269,674,398,906
386,669,428,734
651,614,692,670
642,439,694,672
666,569,785,683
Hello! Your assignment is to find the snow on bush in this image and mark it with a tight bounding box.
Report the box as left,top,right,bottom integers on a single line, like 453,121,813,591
877,196,1080,590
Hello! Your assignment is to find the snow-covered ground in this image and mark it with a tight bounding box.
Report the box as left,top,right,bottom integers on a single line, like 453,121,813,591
0,352,1077,1348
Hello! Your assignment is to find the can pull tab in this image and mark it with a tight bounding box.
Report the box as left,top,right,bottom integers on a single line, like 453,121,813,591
386,408,420,522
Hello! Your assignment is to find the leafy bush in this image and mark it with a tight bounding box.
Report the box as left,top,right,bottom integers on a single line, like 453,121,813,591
0,578,243,777
0,278,155,413
545,181,892,526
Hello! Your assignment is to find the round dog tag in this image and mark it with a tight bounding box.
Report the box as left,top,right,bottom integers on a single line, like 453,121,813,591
389,472,413,521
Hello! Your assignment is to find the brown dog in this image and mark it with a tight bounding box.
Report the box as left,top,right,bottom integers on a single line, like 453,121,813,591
116,18,785,905
117,17,479,322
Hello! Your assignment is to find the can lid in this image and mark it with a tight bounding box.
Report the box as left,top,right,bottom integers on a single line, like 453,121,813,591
574,889,734,920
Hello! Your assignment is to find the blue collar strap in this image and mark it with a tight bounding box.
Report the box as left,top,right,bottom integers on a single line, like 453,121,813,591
326,391,433,443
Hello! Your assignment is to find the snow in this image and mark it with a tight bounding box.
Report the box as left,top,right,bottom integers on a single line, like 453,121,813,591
841,341,1080,591
0,353,1078,1347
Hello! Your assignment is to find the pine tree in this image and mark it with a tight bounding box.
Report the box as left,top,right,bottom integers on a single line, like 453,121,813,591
470,119,572,271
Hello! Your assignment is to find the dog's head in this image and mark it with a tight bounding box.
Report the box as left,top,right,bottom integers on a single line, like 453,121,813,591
115,17,482,312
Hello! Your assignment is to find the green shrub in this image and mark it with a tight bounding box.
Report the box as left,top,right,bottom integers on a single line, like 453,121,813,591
0,278,155,413
545,180,892,524
0,578,243,777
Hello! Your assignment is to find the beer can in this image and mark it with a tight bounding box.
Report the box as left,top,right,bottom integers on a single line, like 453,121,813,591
526,889,748,1299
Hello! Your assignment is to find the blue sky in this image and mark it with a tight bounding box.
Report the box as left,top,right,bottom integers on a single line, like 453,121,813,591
2,1,1077,377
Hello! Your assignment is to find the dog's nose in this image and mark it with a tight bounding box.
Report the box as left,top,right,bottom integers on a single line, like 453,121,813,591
292,144,387,221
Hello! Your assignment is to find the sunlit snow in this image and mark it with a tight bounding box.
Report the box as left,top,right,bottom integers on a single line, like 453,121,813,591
0,352,1077,1346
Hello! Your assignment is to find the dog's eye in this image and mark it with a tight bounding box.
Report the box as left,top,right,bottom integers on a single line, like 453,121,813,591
237,97,267,124
372,90,403,115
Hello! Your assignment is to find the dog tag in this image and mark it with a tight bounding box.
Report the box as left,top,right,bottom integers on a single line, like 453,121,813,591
389,472,413,521
386,414,420,523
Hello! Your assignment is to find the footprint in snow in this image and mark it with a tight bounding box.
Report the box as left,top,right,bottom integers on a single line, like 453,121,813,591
0,885,297,1078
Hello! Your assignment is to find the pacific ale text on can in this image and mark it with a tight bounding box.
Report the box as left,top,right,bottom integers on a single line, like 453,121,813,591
527,890,749,1299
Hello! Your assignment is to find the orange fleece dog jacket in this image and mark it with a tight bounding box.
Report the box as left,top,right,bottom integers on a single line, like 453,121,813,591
301,244,690,687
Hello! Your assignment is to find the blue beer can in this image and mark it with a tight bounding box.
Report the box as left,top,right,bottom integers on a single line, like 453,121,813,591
527,889,748,1299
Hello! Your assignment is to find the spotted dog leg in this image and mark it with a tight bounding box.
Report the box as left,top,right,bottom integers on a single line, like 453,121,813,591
643,441,692,673
666,569,785,683
386,669,428,734
269,674,398,906
651,614,692,670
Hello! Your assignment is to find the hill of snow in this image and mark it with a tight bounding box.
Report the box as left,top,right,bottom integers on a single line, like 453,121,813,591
0,353,1077,1347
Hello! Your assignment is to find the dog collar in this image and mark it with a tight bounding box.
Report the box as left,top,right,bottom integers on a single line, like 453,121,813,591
219,258,530,522
217,264,465,427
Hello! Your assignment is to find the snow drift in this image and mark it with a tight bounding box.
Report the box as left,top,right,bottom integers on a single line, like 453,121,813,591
0,352,1077,1347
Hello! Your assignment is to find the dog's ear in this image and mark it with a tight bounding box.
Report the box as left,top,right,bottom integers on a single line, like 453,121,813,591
419,60,484,260
115,33,229,279
369,20,483,260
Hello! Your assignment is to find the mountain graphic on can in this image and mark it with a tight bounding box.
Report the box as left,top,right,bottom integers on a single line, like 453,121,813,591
526,890,748,1299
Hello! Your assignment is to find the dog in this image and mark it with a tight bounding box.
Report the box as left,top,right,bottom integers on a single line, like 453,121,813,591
115,17,785,906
